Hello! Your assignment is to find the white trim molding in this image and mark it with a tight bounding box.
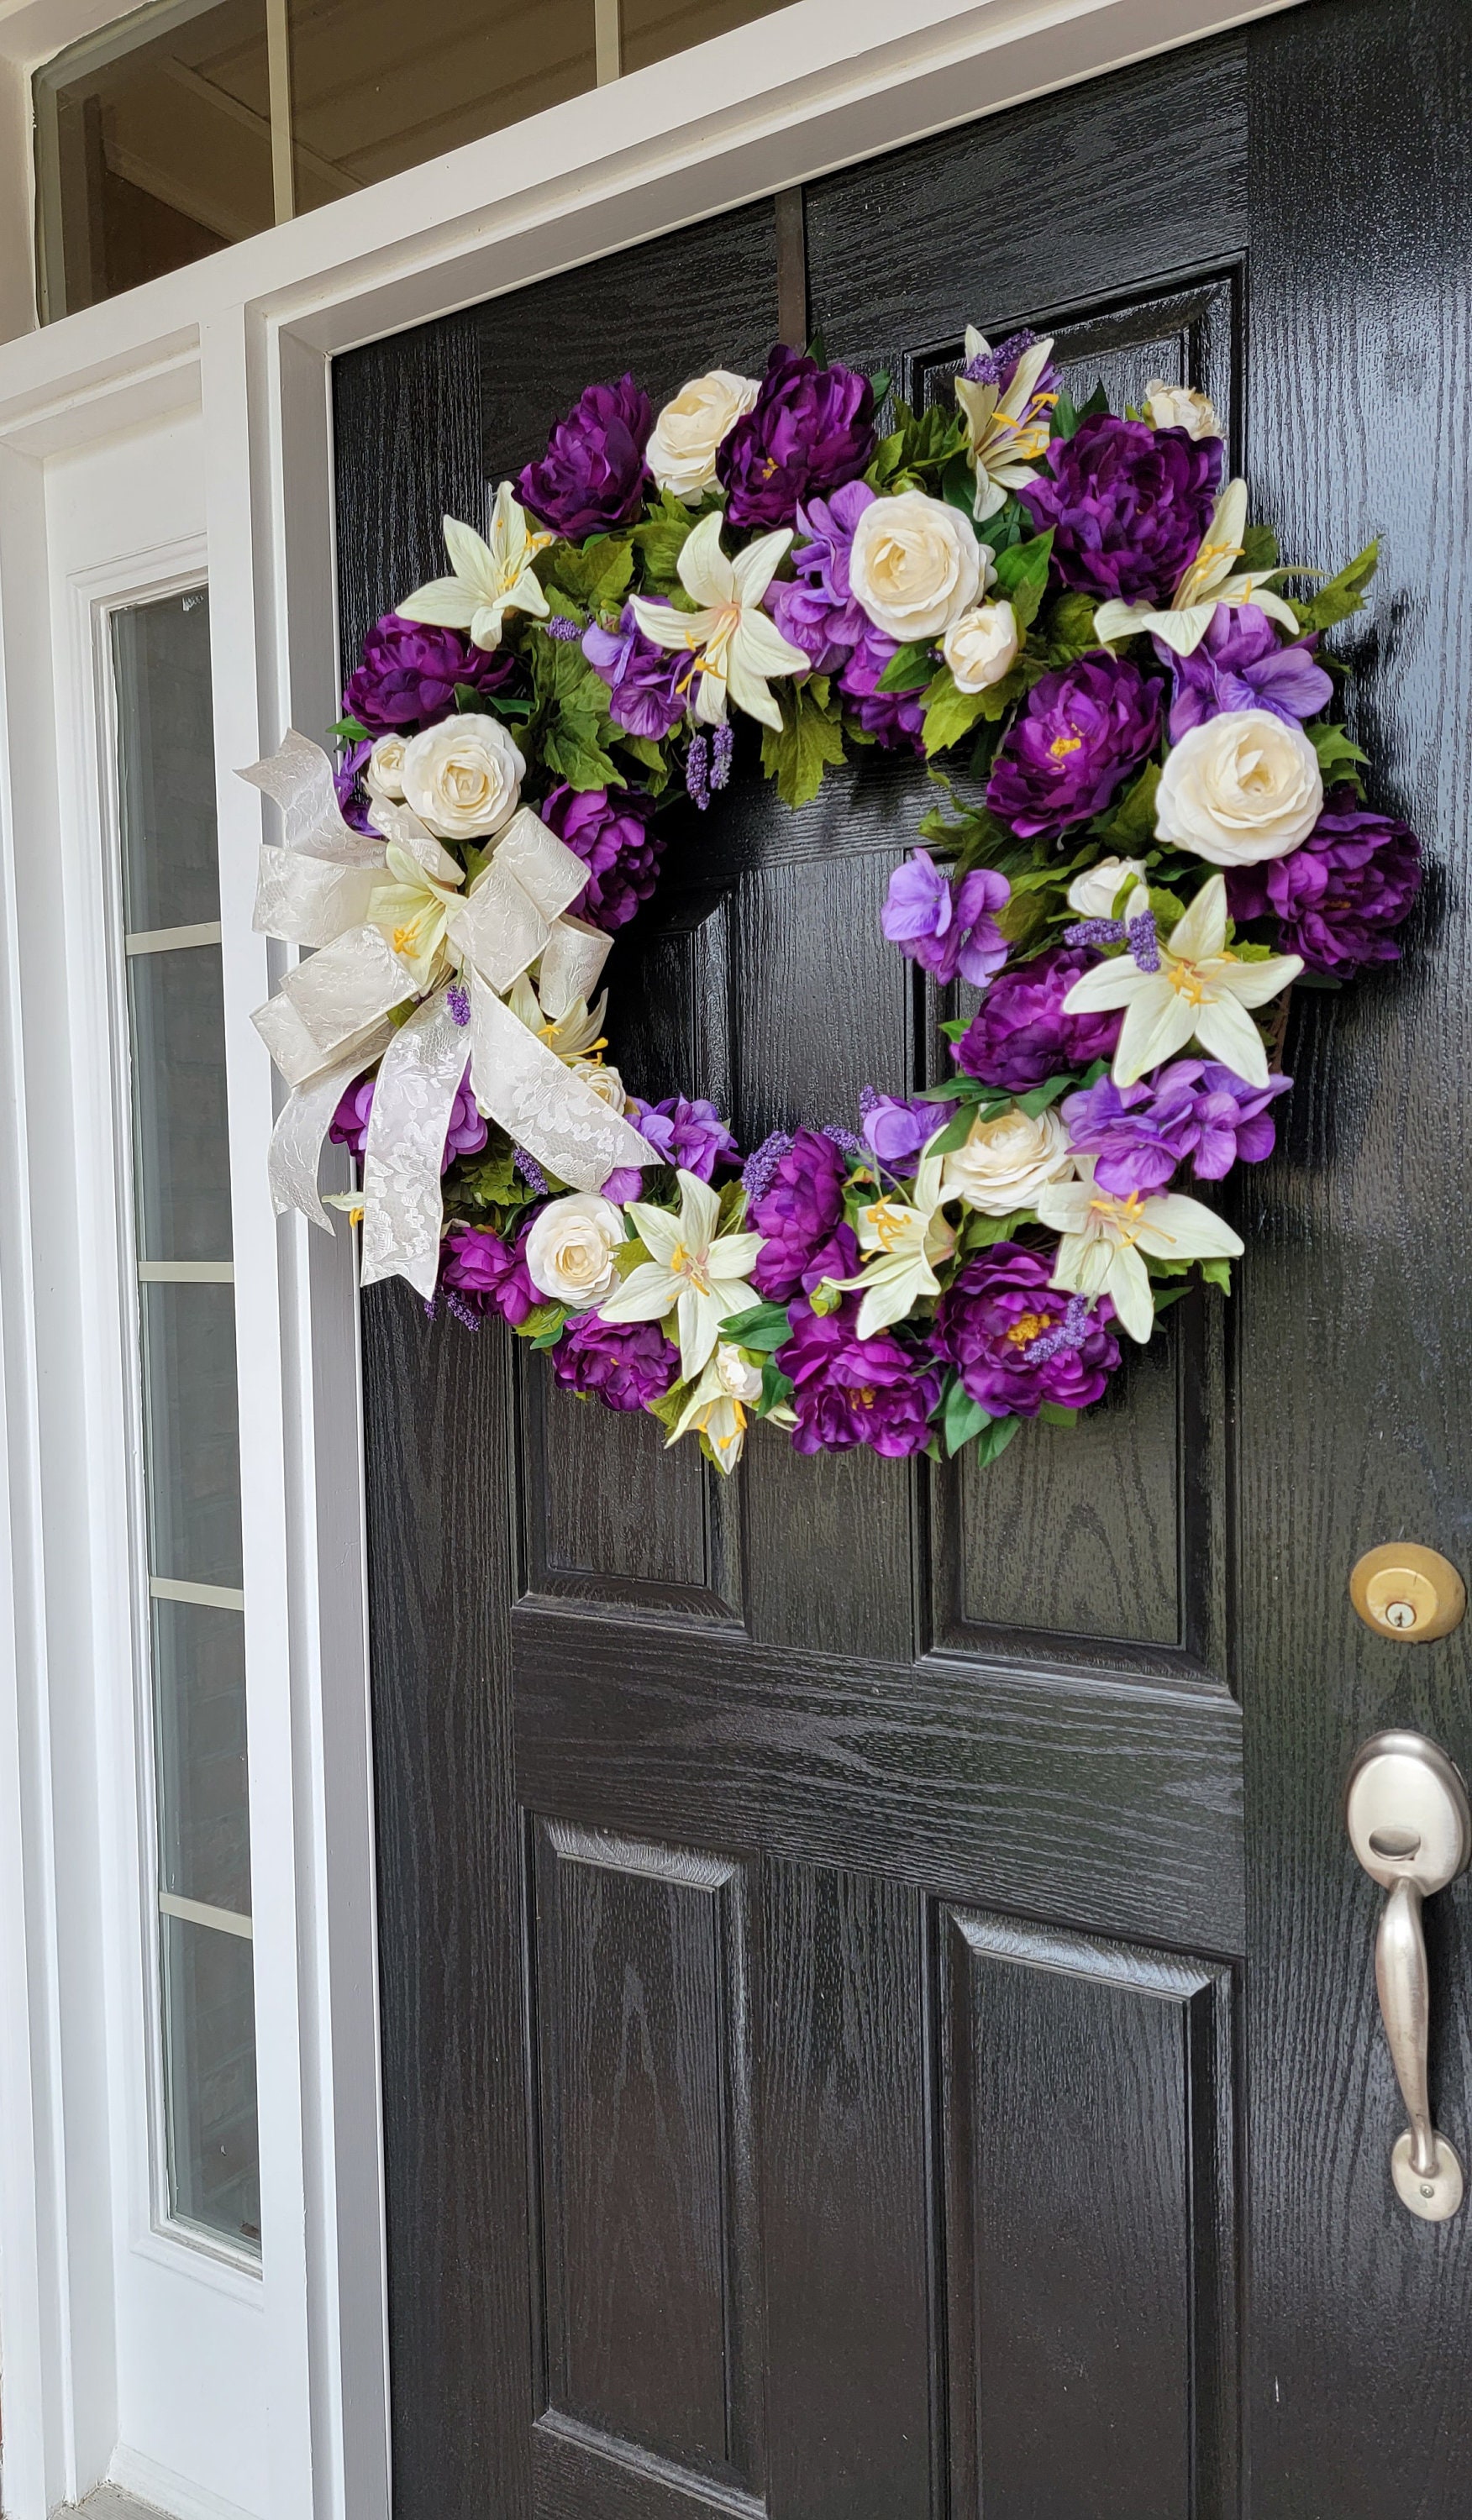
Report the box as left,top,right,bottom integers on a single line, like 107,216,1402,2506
0,4,1307,2518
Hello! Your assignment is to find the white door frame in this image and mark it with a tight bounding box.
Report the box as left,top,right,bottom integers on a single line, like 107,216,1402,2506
0,3,1303,2514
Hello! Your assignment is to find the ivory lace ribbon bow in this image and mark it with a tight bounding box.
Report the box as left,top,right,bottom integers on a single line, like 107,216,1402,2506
239,732,655,1294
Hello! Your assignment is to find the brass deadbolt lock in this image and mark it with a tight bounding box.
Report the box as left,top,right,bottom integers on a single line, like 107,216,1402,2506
1349,1544,1467,1644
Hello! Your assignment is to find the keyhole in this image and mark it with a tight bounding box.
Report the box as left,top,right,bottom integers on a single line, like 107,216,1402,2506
1369,1826,1422,1860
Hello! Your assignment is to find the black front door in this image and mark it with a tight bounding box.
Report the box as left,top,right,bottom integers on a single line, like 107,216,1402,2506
335,4,1472,2511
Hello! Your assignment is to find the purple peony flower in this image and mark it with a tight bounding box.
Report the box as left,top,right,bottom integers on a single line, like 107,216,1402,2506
860,1087,956,1168
551,1312,680,1411
953,945,1122,1092
439,1217,540,1326
518,375,653,538
749,1127,856,1302
329,1071,376,1159
777,1294,941,1458
881,852,1012,987
930,1241,1120,1418
334,737,374,836
1063,1059,1291,1194
1021,413,1221,606
839,621,925,751
986,653,1161,841
540,781,665,932
344,613,514,734
1227,785,1421,976
765,479,875,670
1158,601,1333,742
581,604,689,740
330,1066,486,1171
717,345,876,530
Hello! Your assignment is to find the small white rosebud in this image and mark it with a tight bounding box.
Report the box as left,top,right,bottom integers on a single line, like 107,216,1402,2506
714,1342,764,1404
942,599,1019,693
1143,379,1222,441
1065,855,1149,919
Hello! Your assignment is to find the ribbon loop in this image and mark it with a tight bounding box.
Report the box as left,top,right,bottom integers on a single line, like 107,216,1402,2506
239,728,382,866
538,915,611,1021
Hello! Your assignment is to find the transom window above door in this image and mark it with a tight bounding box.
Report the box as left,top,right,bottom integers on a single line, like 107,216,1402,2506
32,0,792,320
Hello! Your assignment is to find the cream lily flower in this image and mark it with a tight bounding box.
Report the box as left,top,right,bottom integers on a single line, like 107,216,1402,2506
365,835,465,995
1036,1159,1243,1343
627,511,808,728
598,1169,763,1381
397,483,551,650
1062,873,1301,1090
954,328,1058,522
1094,477,1300,656
830,1137,957,1338
506,972,608,1063
666,1342,764,1475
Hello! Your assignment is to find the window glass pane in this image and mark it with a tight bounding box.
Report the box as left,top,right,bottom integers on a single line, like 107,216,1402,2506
127,947,233,1263
141,1282,244,1591
619,0,789,76
154,1598,251,1913
284,0,596,207
161,1912,260,2250
38,0,273,318
112,587,221,934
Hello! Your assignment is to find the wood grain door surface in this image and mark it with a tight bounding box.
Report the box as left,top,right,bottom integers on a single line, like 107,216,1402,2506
334,4,1472,2512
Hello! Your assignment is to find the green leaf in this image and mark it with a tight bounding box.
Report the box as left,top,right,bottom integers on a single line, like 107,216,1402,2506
992,528,1054,631
644,1379,690,1438
329,715,371,743
1014,1072,1076,1118
1037,1401,1079,1429
1198,1256,1233,1296
1043,588,1101,661
992,886,1050,953
547,534,635,608
928,1103,981,1156
760,680,847,809
972,1412,1021,1466
876,639,937,694
718,1300,794,1353
1308,720,1370,787
868,368,891,405
941,1379,992,1457
632,491,702,591
758,1359,796,1416
1239,520,1280,573
1096,759,1162,847
920,664,989,757
1291,537,1380,633
542,717,623,791
941,450,980,520
959,1207,1035,1251
519,1299,569,1344
614,729,671,790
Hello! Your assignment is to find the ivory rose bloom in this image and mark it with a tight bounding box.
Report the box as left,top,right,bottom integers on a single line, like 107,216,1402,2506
849,491,988,642
401,711,525,841
366,732,409,801
525,1192,625,1310
1143,379,1222,440
714,1341,765,1403
570,1058,626,1113
943,600,1019,692
1066,855,1149,918
941,1103,1075,1215
1156,706,1322,865
647,370,760,499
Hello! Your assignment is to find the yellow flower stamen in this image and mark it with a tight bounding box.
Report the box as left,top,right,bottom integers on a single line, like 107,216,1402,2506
670,1241,713,1296
1166,960,1209,1006
1089,1189,1150,1250
1049,734,1082,759
1006,1310,1053,1347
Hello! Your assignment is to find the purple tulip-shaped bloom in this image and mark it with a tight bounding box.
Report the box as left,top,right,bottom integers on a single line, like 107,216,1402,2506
1228,785,1421,975
439,1218,540,1326
749,1128,856,1302
540,782,665,932
986,654,1162,841
839,621,926,751
581,605,689,740
344,613,515,734
881,852,1011,986
334,736,374,836
518,375,653,538
1022,413,1222,606
765,480,875,671
1159,601,1333,742
1063,1060,1291,1194
551,1313,681,1410
860,1088,957,1168
718,345,876,530
930,1242,1120,1418
777,1294,942,1458
953,946,1122,1092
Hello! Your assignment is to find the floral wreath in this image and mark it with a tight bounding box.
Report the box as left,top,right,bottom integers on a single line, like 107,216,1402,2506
242,333,1418,1476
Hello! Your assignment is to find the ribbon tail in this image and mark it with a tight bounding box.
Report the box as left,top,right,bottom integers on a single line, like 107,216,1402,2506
469,974,655,1194
267,1037,392,1230
359,990,470,1296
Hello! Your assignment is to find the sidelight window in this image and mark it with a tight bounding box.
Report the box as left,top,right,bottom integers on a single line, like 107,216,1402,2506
109,584,261,2260
34,0,791,319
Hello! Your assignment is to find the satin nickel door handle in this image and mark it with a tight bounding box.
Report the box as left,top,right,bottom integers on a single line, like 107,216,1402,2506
1347,1730,1472,2221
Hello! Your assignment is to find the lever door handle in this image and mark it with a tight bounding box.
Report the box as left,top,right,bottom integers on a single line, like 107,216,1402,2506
1347,1730,1471,2221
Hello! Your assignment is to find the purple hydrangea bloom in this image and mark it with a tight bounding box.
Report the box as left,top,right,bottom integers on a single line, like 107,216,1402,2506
953,945,1122,1092
540,782,665,932
581,605,688,740
439,1218,540,1326
749,1127,857,1302
860,1088,956,1168
765,479,875,671
930,1241,1120,1418
1064,1060,1291,1194
330,1067,486,1171
518,375,653,538
1159,602,1333,742
334,736,374,836
839,621,925,751
986,654,1161,841
717,345,876,530
630,1095,739,1180
1227,785,1421,975
777,1295,941,1458
961,328,1061,396
344,613,514,734
881,852,1012,987
551,1313,680,1411
1021,413,1222,606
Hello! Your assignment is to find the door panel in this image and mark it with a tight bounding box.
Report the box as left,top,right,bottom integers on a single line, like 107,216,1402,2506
339,7,1472,2512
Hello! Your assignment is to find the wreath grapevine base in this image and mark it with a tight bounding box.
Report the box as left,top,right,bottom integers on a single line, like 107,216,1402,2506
244,334,1420,1475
